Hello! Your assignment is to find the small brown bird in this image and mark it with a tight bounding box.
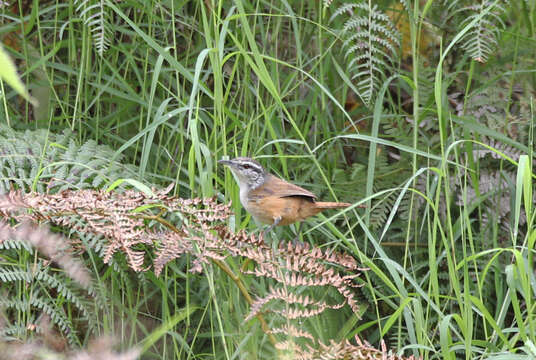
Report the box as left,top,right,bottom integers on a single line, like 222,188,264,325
219,157,352,233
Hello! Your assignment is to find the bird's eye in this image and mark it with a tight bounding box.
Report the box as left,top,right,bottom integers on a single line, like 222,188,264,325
242,164,251,169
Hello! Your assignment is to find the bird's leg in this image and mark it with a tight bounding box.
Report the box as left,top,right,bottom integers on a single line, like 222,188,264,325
293,222,302,244
262,216,281,240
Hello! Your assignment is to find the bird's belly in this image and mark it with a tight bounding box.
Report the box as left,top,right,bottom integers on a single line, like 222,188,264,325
245,196,319,225
247,205,277,224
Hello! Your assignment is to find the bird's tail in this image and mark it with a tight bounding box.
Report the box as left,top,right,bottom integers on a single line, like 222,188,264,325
315,202,352,209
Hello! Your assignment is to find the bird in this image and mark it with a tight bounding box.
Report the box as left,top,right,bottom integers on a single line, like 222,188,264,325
218,157,352,236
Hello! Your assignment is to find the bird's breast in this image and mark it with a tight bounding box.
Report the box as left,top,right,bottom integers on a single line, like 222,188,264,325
239,186,250,211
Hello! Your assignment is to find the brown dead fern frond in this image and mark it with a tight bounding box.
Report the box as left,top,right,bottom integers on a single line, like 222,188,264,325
276,335,419,360
0,187,374,354
153,231,189,276
0,187,232,272
245,286,345,322
214,226,364,317
269,324,315,342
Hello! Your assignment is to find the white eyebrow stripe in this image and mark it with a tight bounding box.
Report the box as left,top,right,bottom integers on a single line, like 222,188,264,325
237,161,262,172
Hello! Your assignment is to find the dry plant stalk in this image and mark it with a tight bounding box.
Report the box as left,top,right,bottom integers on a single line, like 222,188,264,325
0,187,417,359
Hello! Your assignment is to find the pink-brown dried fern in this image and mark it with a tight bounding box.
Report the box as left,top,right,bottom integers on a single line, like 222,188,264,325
0,187,418,359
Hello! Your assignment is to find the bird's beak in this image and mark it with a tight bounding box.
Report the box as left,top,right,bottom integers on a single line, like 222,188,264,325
218,159,232,166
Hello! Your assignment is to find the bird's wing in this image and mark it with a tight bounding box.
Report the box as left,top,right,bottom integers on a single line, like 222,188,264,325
264,174,317,200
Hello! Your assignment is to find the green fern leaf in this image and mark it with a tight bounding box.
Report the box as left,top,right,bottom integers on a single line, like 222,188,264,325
456,1,506,63
331,2,400,106
75,0,112,56
0,124,137,194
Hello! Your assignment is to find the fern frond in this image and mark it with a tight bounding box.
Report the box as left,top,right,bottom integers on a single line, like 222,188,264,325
0,238,34,252
0,264,95,330
75,1,111,55
456,1,506,63
331,2,400,106
276,336,418,359
0,124,137,194
0,267,33,282
0,221,92,289
74,0,112,56
0,297,78,345
34,266,94,322
473,136,524,162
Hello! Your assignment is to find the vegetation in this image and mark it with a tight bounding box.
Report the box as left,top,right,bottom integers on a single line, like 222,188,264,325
0,0,534,359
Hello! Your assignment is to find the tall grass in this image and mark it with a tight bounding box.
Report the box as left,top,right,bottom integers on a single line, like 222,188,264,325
0,0,535,359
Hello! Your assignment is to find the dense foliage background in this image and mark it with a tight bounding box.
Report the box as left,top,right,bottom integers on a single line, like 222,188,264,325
0,0,535,359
